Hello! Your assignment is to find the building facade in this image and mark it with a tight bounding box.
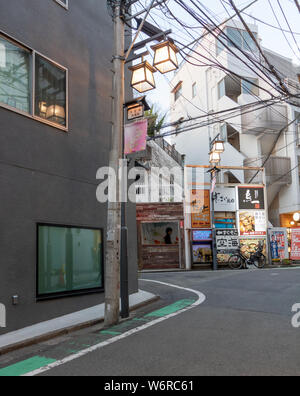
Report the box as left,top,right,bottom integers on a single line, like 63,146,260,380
0,0,138,334
169,19,300,228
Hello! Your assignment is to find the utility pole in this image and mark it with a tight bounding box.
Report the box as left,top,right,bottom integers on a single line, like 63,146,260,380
105,1,125,327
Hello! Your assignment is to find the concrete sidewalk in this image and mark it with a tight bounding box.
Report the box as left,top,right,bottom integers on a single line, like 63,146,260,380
0,290,157,355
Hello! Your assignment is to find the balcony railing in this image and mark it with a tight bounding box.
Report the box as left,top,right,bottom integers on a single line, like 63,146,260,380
284,78,300,106
241,104,288,135
244,156,292,185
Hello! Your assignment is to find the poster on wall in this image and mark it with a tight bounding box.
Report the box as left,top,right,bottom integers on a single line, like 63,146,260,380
239,211,267,236
214,188,236,212
141,222,179,246
238,186,265,210
192,244,212,264
192,230,213,241
191,190,211,229
268,228,289,260
124,119,148,155
291,228,300,260
239,239,267,259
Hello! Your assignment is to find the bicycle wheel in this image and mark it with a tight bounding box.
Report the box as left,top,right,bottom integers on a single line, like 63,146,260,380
253,255,266,269
228,254,244,270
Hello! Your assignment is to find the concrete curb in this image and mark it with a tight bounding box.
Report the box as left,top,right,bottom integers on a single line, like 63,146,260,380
0,290,158,356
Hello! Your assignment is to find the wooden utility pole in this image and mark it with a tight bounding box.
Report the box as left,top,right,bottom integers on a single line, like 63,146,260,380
105,1,125,327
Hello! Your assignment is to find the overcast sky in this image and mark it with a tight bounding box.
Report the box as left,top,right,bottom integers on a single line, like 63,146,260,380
140,0,300,113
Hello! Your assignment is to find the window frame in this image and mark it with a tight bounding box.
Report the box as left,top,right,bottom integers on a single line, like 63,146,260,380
0,30,68,132
54,0,69,10
36,223,105,301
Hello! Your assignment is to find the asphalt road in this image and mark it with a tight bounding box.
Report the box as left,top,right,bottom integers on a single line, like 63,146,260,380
1,268,300,376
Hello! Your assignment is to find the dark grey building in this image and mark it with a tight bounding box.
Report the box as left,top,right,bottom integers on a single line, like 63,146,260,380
0,0,138,334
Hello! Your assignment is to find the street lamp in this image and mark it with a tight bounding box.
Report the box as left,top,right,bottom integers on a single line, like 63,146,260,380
209,135,225,271
212,140,225,154
129,61,156,93
151,40,179,74
209,151,221,165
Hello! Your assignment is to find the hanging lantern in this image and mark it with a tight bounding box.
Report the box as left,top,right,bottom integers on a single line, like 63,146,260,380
209,151,221,165
213,140,225,154
46,104,66,124
129,61,156,93
151,41,179,74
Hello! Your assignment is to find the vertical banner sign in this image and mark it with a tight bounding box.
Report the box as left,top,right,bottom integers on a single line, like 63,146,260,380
291,228,300,260
268,228,289,260
124,119,148,155
191,190,211,229
238,186,265,210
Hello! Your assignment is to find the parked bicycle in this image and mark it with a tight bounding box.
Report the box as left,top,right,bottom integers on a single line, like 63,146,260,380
228,242,266,270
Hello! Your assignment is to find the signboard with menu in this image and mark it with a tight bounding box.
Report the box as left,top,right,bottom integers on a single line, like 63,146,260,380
216,229,239,254
238,186,265,210
291,228,300,260
190,190,211,229
238,211,267,236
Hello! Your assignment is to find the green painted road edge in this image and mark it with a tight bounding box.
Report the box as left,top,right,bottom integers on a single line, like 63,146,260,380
0,299,196,377
0,357,56,377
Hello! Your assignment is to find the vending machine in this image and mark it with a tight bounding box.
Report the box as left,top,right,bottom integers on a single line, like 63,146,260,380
191,229,213,265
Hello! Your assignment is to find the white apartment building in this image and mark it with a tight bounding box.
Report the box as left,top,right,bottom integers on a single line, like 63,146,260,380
169,19,300,227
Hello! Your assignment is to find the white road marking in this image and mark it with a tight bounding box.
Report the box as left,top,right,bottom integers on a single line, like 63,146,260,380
23,279,206,376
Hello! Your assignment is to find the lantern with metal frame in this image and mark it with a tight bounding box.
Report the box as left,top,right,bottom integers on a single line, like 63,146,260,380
212,140,225,154
209,151,221,165
151,40,179,74
129,60,156,93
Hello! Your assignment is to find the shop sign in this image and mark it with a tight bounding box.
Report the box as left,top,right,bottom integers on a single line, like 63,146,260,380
238,186,265,210
291,228,300,260
192,230,213,241
214,188,236,212
268,228,289,260
190,190,211,229
124,119,148,155
216,229,239,254
239,210,266,236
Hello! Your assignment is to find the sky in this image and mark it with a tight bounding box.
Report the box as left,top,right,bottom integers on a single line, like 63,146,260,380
134,0,300,114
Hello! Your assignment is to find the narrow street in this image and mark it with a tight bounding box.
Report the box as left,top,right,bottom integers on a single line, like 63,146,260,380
1,268,300,377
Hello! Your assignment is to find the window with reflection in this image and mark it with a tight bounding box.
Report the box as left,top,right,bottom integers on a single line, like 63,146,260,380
35,55,67,126
0,36,31,113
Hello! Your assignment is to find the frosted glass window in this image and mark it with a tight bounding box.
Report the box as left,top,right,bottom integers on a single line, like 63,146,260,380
38,225,103,297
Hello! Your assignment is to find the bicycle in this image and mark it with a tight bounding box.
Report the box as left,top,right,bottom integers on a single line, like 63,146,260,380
228,243,266,270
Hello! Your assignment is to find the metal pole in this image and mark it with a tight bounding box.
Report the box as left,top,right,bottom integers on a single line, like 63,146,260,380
211,171,218,271
105,2,125,327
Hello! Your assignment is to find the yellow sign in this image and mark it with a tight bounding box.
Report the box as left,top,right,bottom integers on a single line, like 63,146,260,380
191,190,211,229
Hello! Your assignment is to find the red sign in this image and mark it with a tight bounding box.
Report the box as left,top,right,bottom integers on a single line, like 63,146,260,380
291,228,300,260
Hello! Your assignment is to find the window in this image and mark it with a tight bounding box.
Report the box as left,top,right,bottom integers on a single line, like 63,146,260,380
226,27,258,53
0,33,67,129
192,82,197,98
0,36,31,113
241,77,259,96
35,55,67,126
37,225,104,298
174,83,182,102
218,79,225,99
